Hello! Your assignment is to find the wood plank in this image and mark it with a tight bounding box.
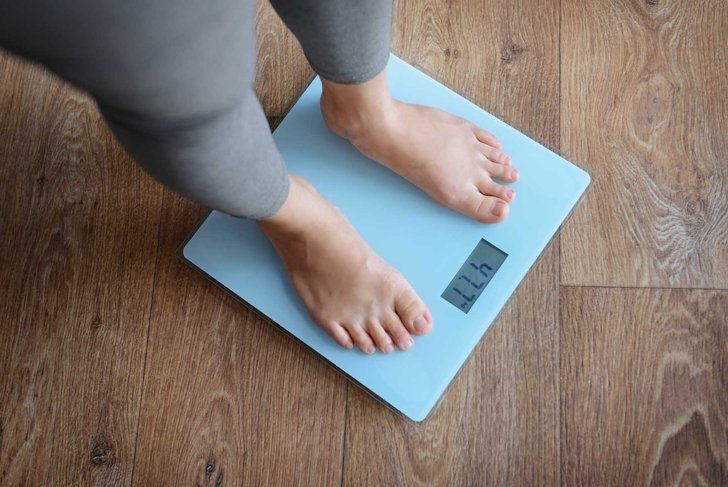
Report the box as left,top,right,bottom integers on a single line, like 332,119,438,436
254,0,313,122
0,52,162,485
393,0,561,149
344,245,560,486
345,1,561,483
128,194,348,486
129,3,347,484
560,0,728,288
560,287,728,485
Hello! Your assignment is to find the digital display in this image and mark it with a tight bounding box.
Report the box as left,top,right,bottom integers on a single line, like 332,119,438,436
441,239,507,313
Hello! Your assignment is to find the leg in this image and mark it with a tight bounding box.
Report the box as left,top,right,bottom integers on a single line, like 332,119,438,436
258,176,432,354
269,0,393,84
273,0,519,223
1,0,289,219
321,73,519,223
0,0,430,352
262,0,437,353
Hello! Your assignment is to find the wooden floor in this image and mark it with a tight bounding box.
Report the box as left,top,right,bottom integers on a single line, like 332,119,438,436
1,0,726,485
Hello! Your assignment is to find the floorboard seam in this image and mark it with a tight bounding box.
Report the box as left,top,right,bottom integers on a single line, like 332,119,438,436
128,192,167,487
339,381,349,487
558,0,564,287
559,284,728,292
557,1,564,483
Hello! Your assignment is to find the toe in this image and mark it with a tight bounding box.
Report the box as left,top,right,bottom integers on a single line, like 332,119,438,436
484,160,519,182
482,146,512,166
343,322,376,354
394,288,432,336
325,321,354,349
365,319,395,354
382,313,414,351
465,189,510,223
478,179,516,203
472,126,502,149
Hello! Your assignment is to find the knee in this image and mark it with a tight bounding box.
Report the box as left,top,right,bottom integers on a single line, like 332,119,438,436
99,90,290,220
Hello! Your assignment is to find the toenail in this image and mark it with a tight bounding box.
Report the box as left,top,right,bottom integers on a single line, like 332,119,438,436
365,345,375,354
507,188,515,200
413,315,427,331
383,343,394,354
407,337,414,348
511,169,519,179
491,201,505,217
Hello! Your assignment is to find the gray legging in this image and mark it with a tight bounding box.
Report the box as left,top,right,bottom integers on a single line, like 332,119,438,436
0,0,393,219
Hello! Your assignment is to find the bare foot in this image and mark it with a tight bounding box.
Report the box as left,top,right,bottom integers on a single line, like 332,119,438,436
258,175,433,354
320,70,519,223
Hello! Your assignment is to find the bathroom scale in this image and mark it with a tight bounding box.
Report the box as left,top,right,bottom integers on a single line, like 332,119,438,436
180,54,590,422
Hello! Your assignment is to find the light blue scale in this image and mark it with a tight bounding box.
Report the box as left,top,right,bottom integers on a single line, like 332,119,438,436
181,54,590,422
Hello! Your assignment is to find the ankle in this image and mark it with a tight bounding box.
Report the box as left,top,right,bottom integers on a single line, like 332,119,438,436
320,71,396,140
257,175,314,239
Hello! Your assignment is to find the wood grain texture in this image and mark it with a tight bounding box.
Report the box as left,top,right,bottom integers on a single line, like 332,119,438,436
127,193,347,486
2,0,727,485
254,0,314,125
343,1,562,485
392,0,560,148
560,0,728,288
0,52,162,485
561,287,728,485
344,245,560,486
129,3,347,485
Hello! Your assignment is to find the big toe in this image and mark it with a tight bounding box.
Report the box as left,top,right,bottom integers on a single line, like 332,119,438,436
394,286,432,336
464,190,510,223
